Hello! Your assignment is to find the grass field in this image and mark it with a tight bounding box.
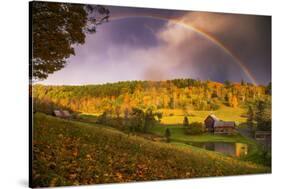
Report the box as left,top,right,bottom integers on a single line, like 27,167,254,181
78,105,266,164
149,125,250,143
79,105,247,126
159,105,247,125
32,113,270,187
148,112,267,166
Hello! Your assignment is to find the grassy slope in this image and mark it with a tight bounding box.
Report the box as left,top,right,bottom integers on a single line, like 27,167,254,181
32,113,269,187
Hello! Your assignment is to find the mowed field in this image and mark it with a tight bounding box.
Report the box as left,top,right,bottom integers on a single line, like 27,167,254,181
80,105,247,126
79,105,261,159
149,106,263,162
159,105,247,125
32,113,269,187
149,106,249,144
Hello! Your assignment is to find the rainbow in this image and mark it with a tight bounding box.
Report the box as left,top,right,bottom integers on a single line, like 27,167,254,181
109,14,258,85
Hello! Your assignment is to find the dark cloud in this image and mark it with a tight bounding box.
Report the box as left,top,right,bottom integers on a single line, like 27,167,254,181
178,12,271,84
40,6,271,85
103,17,165,48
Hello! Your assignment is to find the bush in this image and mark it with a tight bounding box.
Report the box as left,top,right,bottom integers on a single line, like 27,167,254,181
184,122,204,135
97,112,124,130
183,116,189,127
165,128,171,143
209,102,220,110
96,112,108,124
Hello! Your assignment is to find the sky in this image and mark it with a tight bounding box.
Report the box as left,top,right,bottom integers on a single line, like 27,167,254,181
39,5,271,85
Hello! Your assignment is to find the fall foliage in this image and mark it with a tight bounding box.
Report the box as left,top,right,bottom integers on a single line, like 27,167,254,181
33,79,270,116
32,113,269,187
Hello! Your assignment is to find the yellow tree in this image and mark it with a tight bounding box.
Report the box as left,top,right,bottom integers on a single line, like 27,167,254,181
230,95,238,108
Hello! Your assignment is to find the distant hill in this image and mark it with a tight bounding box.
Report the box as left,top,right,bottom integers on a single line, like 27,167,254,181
32,78,271,115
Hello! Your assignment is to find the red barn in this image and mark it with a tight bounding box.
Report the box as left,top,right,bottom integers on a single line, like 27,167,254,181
204,114,219,132
204,114,236,135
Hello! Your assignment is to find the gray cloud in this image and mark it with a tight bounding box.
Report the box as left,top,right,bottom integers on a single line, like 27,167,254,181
40,7,271,85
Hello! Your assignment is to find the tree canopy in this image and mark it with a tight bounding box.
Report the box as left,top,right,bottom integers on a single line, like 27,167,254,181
246,99,271,131
183,116,189,127
33,79,270,115
31,2,109,80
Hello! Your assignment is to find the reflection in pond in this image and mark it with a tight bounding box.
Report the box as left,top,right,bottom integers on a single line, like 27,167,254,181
186,142,248,157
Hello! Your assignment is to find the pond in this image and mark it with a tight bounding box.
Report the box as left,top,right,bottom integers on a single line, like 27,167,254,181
185,142,248,157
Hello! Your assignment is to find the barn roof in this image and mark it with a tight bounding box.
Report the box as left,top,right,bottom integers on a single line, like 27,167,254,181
53,110,71,118
209,114,220,121
54,110,64,117
62,110,71,117
255,131,271,135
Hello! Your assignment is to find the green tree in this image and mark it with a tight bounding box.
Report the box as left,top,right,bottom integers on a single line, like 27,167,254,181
155,112,163,123
256,100,271,131
224,80,231,88
31,2,109,80
97,111,108,124
183,116,189,127
129,108,144,133
185,122,204,135
165,128,171,143
143,108,157,133
265,82,271,95
247,105,255,130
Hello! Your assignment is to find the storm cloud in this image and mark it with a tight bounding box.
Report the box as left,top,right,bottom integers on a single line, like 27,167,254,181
40,5,271,85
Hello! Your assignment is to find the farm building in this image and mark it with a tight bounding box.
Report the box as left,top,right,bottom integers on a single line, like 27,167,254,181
255,131,271,151
255,131,271,141
204,114,236,135
53,110,71,118
205,115,219,132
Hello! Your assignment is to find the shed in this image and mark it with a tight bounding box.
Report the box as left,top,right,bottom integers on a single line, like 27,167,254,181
53,110,71,118
255,131,271,141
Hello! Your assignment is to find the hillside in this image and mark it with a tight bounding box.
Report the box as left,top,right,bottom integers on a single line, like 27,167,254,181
32,79,270,116
32,113,270,187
